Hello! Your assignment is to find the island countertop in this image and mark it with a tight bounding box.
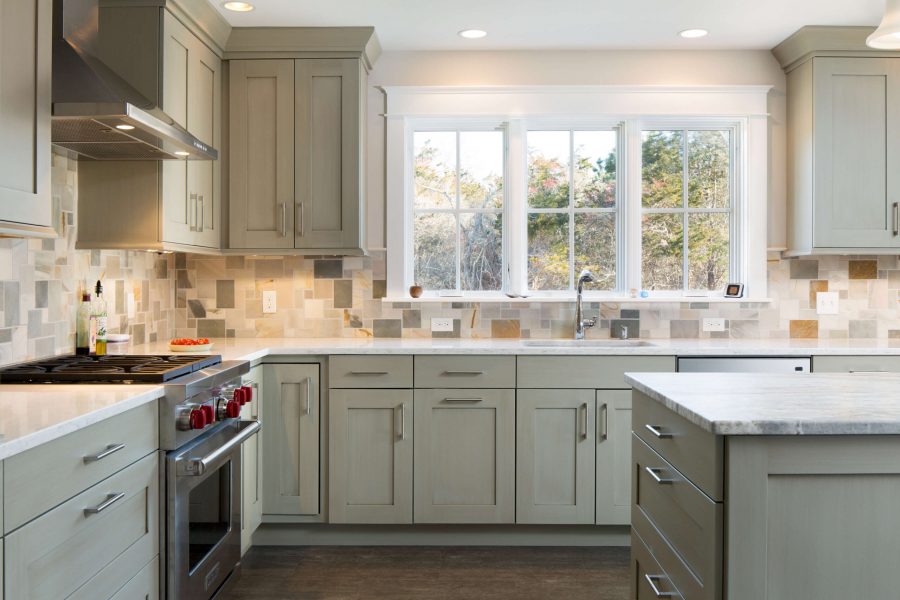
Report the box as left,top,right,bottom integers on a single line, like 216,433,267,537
625,371,900,435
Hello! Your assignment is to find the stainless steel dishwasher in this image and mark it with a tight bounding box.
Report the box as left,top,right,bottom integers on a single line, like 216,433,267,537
677,356,811,373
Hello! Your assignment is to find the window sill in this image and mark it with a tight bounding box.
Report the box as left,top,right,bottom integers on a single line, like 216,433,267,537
382,296,773,305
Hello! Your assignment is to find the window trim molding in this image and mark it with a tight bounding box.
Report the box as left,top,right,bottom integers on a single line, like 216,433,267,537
385,85,772,301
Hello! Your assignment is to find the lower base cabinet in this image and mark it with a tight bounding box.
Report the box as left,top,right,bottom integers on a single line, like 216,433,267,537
516,390,596,524
329,389,413,523
414,389,515,523
109,556,159,600
596,390,632,524
5,453,159,600
632,528,683,599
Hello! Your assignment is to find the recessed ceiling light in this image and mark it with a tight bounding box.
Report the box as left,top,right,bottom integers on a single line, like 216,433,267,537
679,28,708,39
115,124,135,131
174,151,190,156
223,1,254,12
458,29,487,39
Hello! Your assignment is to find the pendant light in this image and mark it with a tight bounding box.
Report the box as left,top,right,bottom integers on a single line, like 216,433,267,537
867,0,900,49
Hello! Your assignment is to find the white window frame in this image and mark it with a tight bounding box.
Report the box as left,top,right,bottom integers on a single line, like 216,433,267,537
407,121,509,297
384,86,771,302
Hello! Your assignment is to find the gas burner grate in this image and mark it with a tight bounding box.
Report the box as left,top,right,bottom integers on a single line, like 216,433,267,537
0,354,222,384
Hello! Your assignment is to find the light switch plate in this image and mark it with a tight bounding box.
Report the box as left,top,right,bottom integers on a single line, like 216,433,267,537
431,317,454,332
262,290,277,314
702,317,726,332
817,291,839,315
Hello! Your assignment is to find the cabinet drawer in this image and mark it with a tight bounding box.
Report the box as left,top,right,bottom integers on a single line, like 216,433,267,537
4,400,158,533
108,556,159,600
5,453,159,600
329,355,413,388
415,355,515,388
517,356,675,389
632,435,722,600
813,355,900,373
632,392,723,501
632,527,684,600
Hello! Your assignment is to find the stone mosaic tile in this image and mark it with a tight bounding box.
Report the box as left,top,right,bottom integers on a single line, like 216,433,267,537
491,319,521,339
790,260,818,279
849,260,878,280
790,320,819,338
314,260,343,279
373,319,401,338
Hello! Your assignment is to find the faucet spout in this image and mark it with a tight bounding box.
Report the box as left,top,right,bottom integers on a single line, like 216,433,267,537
575,270,597,340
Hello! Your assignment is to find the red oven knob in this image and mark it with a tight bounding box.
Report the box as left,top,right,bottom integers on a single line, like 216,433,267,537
225,399,241,419
189,408,206,430
241,386,253,403
234,388,247,406
200,404,215,425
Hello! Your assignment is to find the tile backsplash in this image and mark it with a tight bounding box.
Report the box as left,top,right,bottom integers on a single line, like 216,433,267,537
4,151,900,368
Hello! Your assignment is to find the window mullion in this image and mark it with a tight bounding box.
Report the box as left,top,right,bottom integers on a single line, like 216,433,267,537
568,130,575,290
455,130,462,293
681,129,689,292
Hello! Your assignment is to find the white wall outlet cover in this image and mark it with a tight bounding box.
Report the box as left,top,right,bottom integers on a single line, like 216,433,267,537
702,317,726,332
431,317,454,332
262,290,277,314
816,291,839,315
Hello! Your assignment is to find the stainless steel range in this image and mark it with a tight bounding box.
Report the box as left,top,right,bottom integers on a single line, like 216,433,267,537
0,353,260,600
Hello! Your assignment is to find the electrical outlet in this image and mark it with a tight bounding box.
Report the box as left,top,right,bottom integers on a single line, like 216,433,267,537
431,317,454,332
817,291,839,315
702,317,726,332
262,290,277,314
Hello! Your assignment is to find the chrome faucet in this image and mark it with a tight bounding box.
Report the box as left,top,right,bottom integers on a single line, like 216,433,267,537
575,269,597,340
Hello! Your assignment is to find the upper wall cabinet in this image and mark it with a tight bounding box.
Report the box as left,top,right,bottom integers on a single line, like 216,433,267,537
0,0,54,238
776,27,900,255
76,2,227,253
229,58,368,255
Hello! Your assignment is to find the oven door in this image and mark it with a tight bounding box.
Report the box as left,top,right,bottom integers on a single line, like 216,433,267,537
167,420,260,599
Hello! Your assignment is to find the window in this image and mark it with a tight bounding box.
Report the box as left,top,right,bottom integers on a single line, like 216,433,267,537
412,129,505,293
526,130,619,292
641,128,734,292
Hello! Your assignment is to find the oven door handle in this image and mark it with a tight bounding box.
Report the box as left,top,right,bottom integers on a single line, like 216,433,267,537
179,420,261,477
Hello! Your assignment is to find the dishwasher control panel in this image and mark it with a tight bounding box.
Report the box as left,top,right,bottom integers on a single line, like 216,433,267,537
677,356,811,373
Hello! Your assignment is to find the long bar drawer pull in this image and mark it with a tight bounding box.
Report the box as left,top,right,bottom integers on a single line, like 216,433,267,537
398,404,406,440
443,397,483,403
580,402,589,439
644,574,677,598
894,202,898,236
83,443,126,463
84,492,126,516
350,371,389,376
598,403,608,441
644,424,672,439
645,466,675,485
442,371,484,376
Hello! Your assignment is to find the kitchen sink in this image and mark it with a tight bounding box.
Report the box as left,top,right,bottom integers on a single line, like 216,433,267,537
522,339,655,348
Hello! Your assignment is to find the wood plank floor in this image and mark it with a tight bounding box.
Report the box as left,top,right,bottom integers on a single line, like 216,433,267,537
222,546,630,600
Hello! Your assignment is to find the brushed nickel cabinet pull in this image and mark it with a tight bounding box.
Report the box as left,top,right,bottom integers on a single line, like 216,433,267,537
893,202,898,236
83,443,126,463
303,377,312,415
580,402,589,439
198,195,204,233
644,574,677,598
598,403,608,441
189,193,198,231
398,403,406,440
84,492,125,516
350,371,389,376
279,202,287,237
297,202,304,237
645,466,675,485
443,397,483,403
442,370,484,376
645,424,672,439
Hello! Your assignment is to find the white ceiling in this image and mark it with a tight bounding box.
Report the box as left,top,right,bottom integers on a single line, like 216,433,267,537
212,0,885,51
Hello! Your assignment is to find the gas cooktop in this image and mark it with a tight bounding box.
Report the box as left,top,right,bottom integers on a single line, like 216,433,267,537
0,354,222,384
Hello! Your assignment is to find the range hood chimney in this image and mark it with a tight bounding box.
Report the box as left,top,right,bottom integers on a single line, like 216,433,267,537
51,0,217,160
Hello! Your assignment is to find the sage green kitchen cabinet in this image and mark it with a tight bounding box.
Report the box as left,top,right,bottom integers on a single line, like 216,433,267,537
329,389,413,524
595,390,632,525
263,364,320,516
229,58,366,254
241,365,264,554
516,389,596,524
77,6,222,253
0,0,53,237
812,355,900,373
786,56,900,254
413,388,515,523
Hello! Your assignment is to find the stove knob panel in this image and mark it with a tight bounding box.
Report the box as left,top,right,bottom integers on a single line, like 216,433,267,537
189,408,206,430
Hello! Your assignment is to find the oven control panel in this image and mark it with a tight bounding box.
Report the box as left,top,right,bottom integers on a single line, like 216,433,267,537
175,385,254,431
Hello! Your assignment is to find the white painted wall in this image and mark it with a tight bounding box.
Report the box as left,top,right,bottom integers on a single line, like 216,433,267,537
365,49,787,251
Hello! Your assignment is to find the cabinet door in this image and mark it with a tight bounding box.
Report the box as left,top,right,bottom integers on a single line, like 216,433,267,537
329,389,413,524
263,364,320,515
241,365,264,554
516,389,595,524
596,390,632,524
230,60,295,249
813,57,900,249
413,389,515,523
294,59,363,251
160,11,192,245
0,0,52,232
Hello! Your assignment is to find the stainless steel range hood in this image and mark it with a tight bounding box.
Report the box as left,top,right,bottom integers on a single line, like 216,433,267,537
51,0,217,160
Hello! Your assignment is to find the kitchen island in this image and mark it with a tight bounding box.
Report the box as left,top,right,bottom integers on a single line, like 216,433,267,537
625,372,900,600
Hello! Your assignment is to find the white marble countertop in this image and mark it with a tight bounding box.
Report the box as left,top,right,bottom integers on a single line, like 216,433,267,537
6,336,900,460
626,372,900,435
0,384,164,460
